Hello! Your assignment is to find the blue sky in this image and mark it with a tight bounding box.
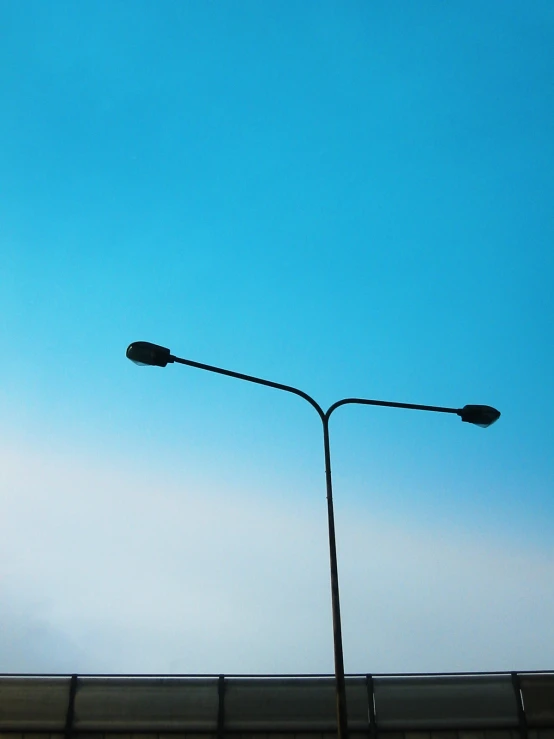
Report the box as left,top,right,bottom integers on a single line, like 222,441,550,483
1,1,553,674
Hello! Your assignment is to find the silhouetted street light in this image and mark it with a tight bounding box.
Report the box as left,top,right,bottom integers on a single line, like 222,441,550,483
126,340,501,739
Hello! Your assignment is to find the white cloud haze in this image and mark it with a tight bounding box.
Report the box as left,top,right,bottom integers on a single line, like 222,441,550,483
1,434,552,675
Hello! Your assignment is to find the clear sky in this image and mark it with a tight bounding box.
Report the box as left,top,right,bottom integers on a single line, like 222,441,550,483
1,0,553,675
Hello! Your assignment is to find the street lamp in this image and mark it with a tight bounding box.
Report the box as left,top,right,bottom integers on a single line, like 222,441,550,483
126,340,501,739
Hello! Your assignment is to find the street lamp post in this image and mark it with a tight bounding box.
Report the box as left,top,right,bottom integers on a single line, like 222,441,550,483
126,341,501,739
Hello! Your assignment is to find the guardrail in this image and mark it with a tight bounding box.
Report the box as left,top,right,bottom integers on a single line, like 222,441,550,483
0,672,553,736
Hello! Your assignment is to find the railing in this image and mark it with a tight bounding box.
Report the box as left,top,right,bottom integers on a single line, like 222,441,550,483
0,672,553,737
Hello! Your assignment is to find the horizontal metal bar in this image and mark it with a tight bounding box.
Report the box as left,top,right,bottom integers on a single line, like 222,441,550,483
2,670,552,678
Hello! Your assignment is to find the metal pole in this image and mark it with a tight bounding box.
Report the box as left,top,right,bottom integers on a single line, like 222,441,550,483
128,344,494,739
172,352,350,737
322,415,349,739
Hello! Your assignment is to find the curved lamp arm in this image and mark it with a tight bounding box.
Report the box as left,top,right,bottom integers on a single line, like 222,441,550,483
126,342,500,429
326,398,500,427
126,341,325,418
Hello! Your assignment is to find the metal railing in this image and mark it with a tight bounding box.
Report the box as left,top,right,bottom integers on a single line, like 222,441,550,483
0,671,553,736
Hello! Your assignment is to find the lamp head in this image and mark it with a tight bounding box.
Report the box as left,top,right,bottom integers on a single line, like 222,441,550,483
458,404,501,428
126,341,173,367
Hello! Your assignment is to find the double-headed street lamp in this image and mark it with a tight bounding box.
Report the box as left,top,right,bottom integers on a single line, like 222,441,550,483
126,340,501,739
